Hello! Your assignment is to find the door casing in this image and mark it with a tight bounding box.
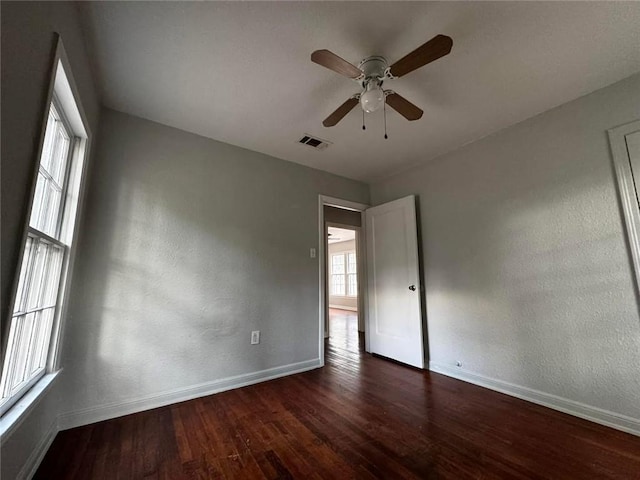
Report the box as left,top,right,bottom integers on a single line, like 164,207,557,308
318,195,369,367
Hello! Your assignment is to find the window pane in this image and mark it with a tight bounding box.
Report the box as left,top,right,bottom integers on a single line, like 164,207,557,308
50,121,70,185
26,241,65,311
347,253,357,274
40,105,70,186
26,241,48,311
31,308,55,374
331,274,345,296
0,317,20,397
348,274,358,296
331,254,345,274
42,244,64,306
9,313,36,392
29,173,46,230
39,109,57,174
13,237,35,314
30,178,63,237
45,183,62,236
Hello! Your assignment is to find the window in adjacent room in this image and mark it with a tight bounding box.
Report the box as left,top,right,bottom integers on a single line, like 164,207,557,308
0,38,91,417
330,252,357,297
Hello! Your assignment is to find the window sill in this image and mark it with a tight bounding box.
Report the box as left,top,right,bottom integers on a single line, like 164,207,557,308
0,370,61,445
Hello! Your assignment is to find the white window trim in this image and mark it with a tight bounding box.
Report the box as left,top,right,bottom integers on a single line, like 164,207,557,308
0,371,61,445
0,35,92,436
608,119,640,304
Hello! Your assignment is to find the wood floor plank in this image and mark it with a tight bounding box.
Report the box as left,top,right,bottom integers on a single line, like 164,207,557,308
35,310,640,479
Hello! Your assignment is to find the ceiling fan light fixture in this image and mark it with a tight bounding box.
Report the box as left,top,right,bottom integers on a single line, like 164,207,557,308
314,35,452,127
360,82,384,113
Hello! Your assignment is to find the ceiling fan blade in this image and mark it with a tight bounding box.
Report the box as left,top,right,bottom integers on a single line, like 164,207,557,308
311,49,363,79
385,93,423,121
323,97,359,127
389,35,453,78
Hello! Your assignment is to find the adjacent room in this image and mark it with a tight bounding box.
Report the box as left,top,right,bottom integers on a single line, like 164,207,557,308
1,1,640,479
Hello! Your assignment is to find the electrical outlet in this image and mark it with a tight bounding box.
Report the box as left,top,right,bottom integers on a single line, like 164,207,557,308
251,330,260,345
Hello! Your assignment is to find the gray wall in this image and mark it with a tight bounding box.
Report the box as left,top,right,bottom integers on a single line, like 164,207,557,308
57,109,369,416
370,74,640,420
1,2,100,478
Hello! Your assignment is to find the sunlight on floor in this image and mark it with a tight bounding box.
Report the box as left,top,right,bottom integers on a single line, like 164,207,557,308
328,308,362,354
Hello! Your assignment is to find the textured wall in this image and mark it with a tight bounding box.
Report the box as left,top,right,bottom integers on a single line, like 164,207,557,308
1,2,101,479
57,109,369,415
370,74,640,420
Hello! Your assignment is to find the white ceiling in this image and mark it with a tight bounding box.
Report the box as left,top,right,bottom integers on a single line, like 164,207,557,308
328,227,356,244
79,2,640,183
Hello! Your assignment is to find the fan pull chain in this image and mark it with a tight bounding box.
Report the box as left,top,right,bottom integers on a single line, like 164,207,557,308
384,101,388,139
362,109,366,130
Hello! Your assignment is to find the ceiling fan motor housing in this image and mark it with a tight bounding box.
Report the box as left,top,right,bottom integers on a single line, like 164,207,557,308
357,56,389,89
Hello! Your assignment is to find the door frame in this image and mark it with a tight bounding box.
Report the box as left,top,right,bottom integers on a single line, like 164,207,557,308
318,195,369,367
609,119,640,302
326,222,363,333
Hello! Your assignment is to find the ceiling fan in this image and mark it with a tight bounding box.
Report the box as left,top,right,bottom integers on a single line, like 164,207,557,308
311,35,453,131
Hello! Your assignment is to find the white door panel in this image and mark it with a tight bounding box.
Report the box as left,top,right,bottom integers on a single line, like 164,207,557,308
366,195,424,368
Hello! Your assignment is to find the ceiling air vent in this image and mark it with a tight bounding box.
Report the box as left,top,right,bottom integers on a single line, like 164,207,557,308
298,134,331,151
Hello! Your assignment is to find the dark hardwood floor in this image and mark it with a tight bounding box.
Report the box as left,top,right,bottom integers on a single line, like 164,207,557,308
36,309,640,479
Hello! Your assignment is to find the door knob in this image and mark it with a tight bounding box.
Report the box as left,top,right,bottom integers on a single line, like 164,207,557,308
408,285,416,291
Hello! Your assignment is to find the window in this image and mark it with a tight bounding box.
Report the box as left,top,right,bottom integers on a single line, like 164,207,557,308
0,40,90,417
330,252,357,297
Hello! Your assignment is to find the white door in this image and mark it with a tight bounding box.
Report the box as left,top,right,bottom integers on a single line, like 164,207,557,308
366,195,424,368
609,121,640,299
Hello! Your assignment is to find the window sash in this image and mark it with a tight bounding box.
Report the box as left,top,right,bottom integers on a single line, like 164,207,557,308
29,98,74,242
0,233,66,415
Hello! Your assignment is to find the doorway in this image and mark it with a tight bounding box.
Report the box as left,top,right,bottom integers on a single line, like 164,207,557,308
319,194,426,369
327,225,362,353
318,196,368,366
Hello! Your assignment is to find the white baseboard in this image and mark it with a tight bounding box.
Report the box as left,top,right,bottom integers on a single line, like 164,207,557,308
17,417,58,480
429,362,640,437
58,358,321,431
